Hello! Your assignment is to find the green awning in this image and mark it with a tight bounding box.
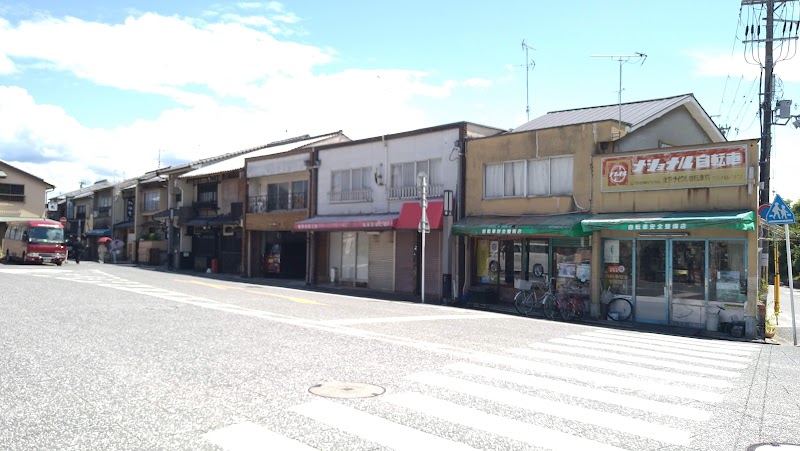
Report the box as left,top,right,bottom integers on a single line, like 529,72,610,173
452,214,591,237
580,210,756,232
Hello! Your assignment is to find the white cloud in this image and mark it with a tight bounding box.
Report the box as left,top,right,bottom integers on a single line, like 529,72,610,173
0,6,511,196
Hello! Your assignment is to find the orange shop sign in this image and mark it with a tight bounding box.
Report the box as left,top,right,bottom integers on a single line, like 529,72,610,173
600,145,748,192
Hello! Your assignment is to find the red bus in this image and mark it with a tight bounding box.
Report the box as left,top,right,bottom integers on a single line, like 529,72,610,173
2,219,66,265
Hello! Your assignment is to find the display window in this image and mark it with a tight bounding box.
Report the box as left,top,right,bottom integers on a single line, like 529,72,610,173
709,240,747,303
472,238,551,286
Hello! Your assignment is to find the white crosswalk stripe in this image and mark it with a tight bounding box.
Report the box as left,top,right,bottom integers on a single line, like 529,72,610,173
207,329,759,450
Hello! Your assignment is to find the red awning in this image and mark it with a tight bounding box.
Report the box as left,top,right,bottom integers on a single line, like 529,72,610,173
395,201,444,230
293,214,398,232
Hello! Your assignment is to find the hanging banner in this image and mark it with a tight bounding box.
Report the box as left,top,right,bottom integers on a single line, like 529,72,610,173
601,145,747,192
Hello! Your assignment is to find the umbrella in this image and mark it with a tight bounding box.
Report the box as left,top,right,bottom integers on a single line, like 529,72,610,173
97,237,112,243
111,239,124,250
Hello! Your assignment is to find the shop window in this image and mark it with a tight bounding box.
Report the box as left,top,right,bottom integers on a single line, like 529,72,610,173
473,238,550,286
553,243,591,295
709,240,747,303
602,239,633,295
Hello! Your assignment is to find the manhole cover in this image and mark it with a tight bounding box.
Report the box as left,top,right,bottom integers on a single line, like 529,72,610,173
308,382,385,399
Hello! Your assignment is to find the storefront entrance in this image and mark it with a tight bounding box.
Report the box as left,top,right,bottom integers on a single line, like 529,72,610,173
634,240,705,324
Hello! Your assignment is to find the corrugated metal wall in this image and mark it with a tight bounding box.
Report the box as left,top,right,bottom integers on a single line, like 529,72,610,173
395,231,416,295
368,231,394,292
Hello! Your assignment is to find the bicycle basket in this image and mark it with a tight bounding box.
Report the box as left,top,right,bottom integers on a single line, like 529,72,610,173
514,279,534,290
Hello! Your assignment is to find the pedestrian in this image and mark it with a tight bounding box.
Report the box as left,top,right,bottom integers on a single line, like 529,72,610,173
110,239,123,264
72,237,84,264
97,241,108,263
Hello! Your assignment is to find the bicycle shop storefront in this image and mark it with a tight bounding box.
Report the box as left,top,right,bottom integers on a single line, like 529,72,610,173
453,214,592,304
582,210,757,328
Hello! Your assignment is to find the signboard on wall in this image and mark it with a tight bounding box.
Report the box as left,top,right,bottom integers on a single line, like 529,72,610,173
600,145,747,192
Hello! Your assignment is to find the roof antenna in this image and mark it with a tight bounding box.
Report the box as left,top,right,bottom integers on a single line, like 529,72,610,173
521,40,536,122
591,52,647,138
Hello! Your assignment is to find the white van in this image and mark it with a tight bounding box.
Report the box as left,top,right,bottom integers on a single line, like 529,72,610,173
488,241,548,276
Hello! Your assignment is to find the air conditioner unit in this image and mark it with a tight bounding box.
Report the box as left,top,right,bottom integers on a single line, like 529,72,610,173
222,225,235,236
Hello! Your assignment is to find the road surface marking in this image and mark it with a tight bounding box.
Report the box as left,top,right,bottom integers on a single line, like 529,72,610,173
290,399,478,451
382,392,626,451
204,422,316,451
530,341,744,376
407,371,693,445
319,313,499,325
445,362,711,421
242,290,324,305
589,329,759,352
572,333,755,361
465,352,723,402
508,347,732,388
175,279,235,290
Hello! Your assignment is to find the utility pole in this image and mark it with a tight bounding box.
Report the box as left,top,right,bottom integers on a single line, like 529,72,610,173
761,0,774,207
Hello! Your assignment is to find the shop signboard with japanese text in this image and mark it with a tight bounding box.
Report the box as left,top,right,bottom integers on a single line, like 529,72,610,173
601,145,747,192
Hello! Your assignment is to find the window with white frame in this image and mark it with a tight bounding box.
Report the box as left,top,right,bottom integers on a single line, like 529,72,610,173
484,156,573,198
330,167,371,202
390,158,442,198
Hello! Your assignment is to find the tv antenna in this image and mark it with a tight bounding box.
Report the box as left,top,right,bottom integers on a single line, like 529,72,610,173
520,40,536,121
591,52,647,137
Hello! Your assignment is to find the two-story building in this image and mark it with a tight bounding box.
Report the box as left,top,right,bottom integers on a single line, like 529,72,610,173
457,94,760,337
0,159,54,239
244,132,350,279
295,122,504,300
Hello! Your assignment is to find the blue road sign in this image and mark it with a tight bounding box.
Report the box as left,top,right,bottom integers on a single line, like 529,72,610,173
766,194,796,225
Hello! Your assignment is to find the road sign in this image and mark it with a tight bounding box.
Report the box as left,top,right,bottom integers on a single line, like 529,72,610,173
59,216,67,225
765,194,796,225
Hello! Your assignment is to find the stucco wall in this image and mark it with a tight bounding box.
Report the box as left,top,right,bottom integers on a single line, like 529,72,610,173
616,107,713,152
316,128,461,216
465,123,605,216
0,163,51,218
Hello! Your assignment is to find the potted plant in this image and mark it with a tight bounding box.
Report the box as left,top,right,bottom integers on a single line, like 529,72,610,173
765,314,777,339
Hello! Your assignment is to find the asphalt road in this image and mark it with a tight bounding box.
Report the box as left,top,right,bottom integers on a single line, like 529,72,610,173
2,261,799,450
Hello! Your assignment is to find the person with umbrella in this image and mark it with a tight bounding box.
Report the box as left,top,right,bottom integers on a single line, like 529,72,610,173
97,237,111,263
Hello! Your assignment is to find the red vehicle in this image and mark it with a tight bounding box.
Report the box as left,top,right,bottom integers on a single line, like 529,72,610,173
2,219,66,265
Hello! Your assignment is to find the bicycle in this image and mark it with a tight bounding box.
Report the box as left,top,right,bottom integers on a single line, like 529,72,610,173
514,275,556,317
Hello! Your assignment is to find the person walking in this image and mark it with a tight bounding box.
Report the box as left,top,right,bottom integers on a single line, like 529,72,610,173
97,241,108,263
72,237,84,264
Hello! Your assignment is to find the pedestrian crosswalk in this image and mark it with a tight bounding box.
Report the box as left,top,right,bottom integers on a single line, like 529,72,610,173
204,328,760,450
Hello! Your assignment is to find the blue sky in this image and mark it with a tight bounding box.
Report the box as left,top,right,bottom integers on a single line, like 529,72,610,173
1,1,799,202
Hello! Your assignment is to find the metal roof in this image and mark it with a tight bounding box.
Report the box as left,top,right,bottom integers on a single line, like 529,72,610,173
179,133,340,179
512,94,724,142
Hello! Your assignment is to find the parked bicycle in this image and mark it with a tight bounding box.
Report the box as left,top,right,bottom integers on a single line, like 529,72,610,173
514,275,557,317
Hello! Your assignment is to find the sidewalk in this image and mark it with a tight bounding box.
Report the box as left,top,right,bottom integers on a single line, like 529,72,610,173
771,284,800,346
143,263,777,344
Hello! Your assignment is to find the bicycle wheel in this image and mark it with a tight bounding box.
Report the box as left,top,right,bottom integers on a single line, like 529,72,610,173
514,291,532,315
542,293,558,320
607,297,633,321
560,296,580,321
